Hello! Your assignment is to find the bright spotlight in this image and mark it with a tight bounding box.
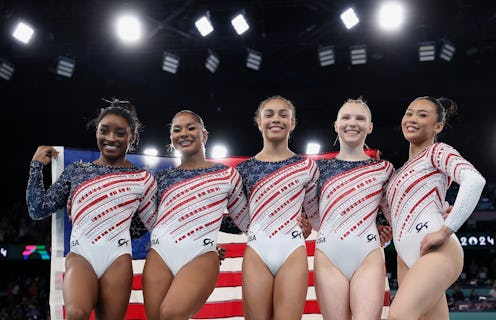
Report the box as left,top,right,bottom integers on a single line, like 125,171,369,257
378,2,404,31
144,147,159,156
231,13,249,35
306,142,321,155
143,147,159,168
211,145,228,159
195,13,214,37
115,14,143,44
340,8,359,30
12,21,34,44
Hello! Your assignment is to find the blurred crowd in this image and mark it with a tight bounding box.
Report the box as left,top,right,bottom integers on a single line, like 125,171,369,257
0,202,50,243
0,266,50,320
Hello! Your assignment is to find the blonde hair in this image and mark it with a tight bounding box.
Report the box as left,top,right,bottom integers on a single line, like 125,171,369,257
338,97,372,121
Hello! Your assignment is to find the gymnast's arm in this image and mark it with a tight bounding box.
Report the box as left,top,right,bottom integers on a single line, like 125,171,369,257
26,146,71,220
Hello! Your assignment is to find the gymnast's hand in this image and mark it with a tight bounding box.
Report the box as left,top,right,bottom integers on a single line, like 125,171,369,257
442,201,453,219
217,244,226,265
297,215,312,239
378,225,392,247
420,226,453,256
33,145,59,165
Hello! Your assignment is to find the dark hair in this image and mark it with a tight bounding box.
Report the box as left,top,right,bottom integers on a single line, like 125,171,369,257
170,109,206,130
87,98,142,151
167,109,208,155
253,95,297,126
414,96,457,125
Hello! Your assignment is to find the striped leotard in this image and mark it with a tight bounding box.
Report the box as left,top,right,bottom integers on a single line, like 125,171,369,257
26,160,158,278
236,155,320,275
151,163,250,275
385,143,486,267
316,158,394,280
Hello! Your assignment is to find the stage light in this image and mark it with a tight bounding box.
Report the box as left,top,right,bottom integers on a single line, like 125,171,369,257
143,147,159,168
246,49,262,70
350,45,367,65
195,12,214,37
211,145,228,159
439,40,455,62
231,13,249,35
115,13,143,44
378,2,404,31
318,45,335,67
56,56,75,78
162,51,180,74
12,21,34,44
205,50,220,73
0,59,14,80
418,41,436,61
340,8,359,30
306,142,321,155
143,147,158,156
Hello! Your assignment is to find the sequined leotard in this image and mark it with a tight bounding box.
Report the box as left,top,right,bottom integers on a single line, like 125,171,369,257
236,155,319,275
150,163,250,275
27,160,158,278
316,158,394,280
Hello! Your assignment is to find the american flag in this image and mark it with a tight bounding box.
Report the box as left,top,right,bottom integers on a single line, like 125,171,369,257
49,147,389,320
126,232,390,320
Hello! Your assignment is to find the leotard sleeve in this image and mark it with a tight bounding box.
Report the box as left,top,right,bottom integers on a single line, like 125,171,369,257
431,143,486,232
26,161,71,220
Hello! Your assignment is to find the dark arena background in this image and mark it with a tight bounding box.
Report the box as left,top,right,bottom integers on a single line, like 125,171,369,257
1,1,495,319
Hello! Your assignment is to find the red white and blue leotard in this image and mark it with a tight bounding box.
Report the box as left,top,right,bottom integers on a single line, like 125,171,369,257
150,163,250,275
236,155,320,275
27,160,158,278
385,143,486,268
316,158,394,280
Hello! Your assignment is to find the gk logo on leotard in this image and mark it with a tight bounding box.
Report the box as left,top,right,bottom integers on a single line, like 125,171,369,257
248,234,256,242
292,231,302,239
118,239,129,247
415,221,429,232
316,237,326,244
71,240,79,247
151,238,159,245
367,234,377,242
203,238,214,247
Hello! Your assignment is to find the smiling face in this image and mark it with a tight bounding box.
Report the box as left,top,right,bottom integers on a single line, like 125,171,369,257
334,101,373,148
401,98,444,145
96,113,132,163
257,98,296,143
170,112,207,158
